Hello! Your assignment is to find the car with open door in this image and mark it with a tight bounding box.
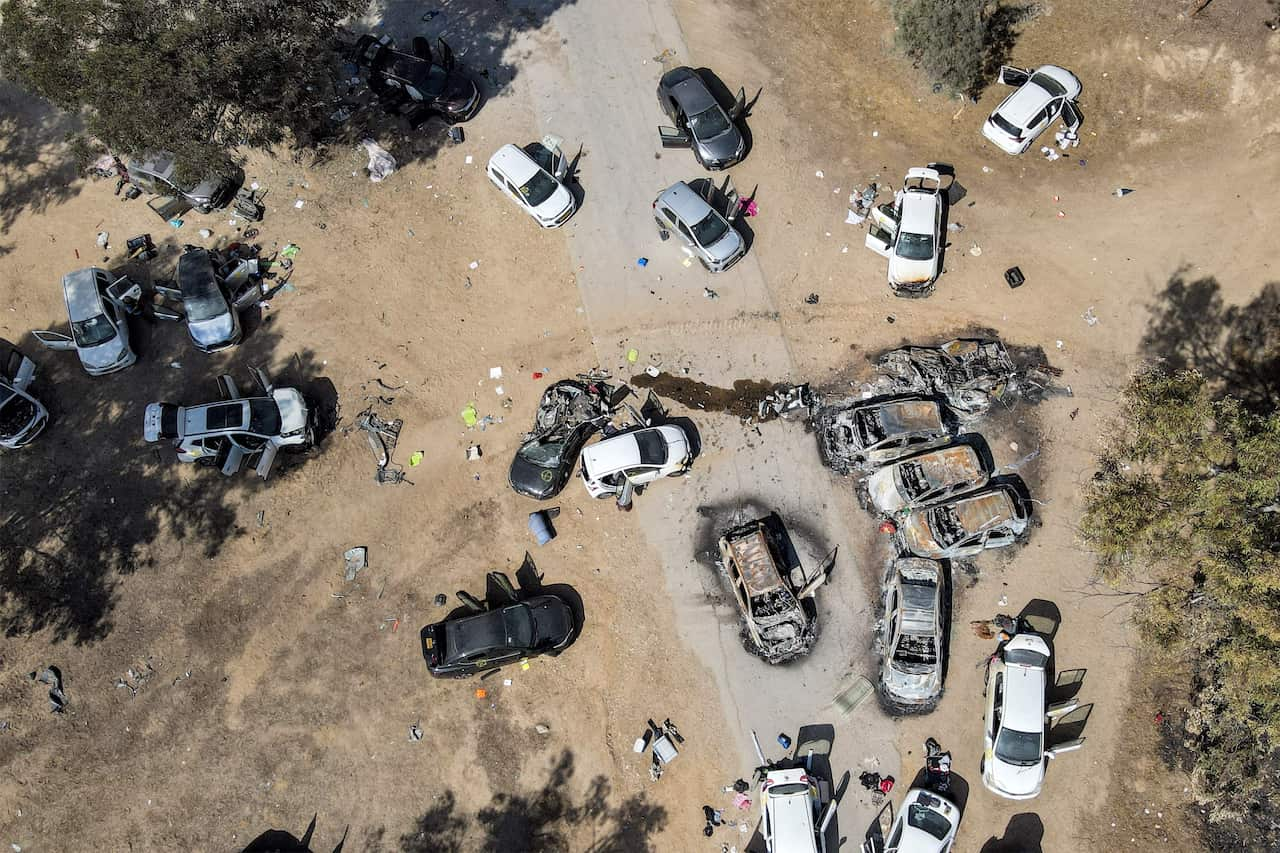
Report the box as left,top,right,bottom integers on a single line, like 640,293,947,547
33,268,139,376
652,178,745,272
509,376,619,499
981,65,1082,155
420,589,576,678
579,424,692,499
815,396,954,474
865,443,989,514
143,368,313,480
352,33,480,124
127,151,242,220
173,247,257,353
896,482,1030,560
864,168,945,298
878,557,946,710
0,346,49,449
487,137,576,228
655,66,755,170
981,633,1085,799
862,787,962,853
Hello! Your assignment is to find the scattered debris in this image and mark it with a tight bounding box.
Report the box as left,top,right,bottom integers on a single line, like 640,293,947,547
361,139,397,182
1005,266,1025,289
639,717,684,782
115,659,156,696
872,339,1021,418
528,508,558,545
805,293,819,305
1113,187,1135,197
756,384,812,422
833,674,873,716
343,546,368,581
1082,306,1099,326
408,723,424,742
466,445,482,461
354,407,408,484
434,593,448,606
703,287,718,300
30,666,67,713
535,723,551,735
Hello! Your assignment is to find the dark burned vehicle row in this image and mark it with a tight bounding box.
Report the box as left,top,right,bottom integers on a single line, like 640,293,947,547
717,513,834,664
878,556,946,709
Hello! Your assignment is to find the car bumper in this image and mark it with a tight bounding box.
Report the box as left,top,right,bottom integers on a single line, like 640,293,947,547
1,408,48,449
981,120,1030,155
981,771,1041,800
84,348,137,376
707,244,746,274
539,201,577,229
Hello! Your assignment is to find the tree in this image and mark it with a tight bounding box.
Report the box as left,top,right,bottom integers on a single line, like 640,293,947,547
891,0,988,95
0,0,367,178
1081,367,1280,838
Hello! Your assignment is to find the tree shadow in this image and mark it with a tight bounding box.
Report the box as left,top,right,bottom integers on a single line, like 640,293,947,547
980,812,1044,853
324,0,582,170
0,233,334,644
387,750,668,853
976,5,1037,99
0,81,84,237
1140,270,1280,414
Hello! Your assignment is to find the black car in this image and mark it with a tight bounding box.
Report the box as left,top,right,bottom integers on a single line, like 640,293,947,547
421,595,576,678
509,378,614,500
656,66,751,170
352,34,481,124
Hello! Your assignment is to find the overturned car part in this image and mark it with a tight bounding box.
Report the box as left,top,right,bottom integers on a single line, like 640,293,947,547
354,407,407,484
717,513,834,663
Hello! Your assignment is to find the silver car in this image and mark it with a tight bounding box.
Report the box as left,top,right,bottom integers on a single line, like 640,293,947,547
127,151,241,217
656,66,752,170
652,180,745,273
176,247,247,353
878,557,946,709
0,348,49,449
33,268,138,376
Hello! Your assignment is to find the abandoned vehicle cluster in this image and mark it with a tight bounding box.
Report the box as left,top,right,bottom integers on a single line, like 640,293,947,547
0,29,1096,853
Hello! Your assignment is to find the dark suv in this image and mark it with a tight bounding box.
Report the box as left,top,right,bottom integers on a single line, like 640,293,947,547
352,34,481,124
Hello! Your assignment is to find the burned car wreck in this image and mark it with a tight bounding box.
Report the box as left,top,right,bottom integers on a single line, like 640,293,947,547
717,513,834,663
815,396,954,474
509,375,621,500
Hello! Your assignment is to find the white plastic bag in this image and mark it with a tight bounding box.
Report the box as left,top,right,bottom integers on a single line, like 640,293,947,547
361,139,396,183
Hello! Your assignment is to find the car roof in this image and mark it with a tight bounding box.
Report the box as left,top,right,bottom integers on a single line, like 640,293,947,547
581,425,679,474
489,144,540,183
997,83,1049,126
1001,658,1047,731
444,606,509,661
657,181,714,223
766,769,817,851
61,267,106,320
723,523,784,597
953,488,1017,532
875,399,943,435
178,248,228,318
898,444,983,489
132,151,177,180
670,72,716,113
898,190,938,234
183,400,248,436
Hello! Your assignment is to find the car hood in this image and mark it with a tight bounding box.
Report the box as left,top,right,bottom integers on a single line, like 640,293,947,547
986,753,1043,797
442,74,477,106
704,226,744,262
888,254,939,286
185,176,228,205
533,184,575,220
866,467,906,513
900,512,944,557
509,452,560,500
80,336,130,370
274,388,308,434
883,660,941,701
695,127,744,163
188,312,236,347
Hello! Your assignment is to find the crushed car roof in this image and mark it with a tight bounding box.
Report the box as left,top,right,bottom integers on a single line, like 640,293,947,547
876,399,944,435
724,524,784,597
897,445,983,490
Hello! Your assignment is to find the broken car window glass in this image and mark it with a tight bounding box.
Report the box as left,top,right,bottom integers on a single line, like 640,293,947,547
71,314,117,348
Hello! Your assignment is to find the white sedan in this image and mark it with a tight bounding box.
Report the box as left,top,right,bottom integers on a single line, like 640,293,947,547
981,633,1084,799
487,137,575,227
866,787,961,853
982,65,1082,155
579,425,691,499
864,168,944,298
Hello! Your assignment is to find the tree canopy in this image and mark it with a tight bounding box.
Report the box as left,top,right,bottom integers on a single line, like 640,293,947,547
0,0,367,177
1081,367,1280,836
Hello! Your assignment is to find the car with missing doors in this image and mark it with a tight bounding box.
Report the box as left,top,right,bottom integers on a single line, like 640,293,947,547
0,347,48,449
981,65,1082,155
652,180,745,273
864,167,945,298
127,151,242,216
655,66,751,170
878,557,946,709
420,593,576,678
865,444,989,514
144,369,313,479
816,397,953,474
897,482,1030,560
352,33,480,124
981,633,1084,799
33,268,138,376
487,138,575,228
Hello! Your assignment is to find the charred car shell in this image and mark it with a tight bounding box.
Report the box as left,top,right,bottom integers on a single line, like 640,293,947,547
509,377,616,500
815,396,954,474
866,443,990,514
897,482,1030,559
879,557,947,709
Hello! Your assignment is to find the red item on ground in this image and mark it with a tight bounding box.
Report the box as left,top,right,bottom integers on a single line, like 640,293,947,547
878,776,895,794
878,520,897,535
532,371,544,379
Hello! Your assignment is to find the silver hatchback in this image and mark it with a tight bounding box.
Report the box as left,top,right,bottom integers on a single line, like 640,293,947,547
653,180,745,273
33,268,138,376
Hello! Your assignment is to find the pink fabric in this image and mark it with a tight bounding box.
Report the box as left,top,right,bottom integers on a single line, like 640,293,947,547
732,792,752,810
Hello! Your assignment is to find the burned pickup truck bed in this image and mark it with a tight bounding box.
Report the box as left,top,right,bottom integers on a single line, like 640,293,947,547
717,514,832,664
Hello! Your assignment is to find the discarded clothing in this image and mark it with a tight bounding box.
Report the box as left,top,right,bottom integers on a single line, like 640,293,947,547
361,139,397,182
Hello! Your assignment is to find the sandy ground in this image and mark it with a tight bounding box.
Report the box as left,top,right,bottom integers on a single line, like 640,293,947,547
1,0,1278,851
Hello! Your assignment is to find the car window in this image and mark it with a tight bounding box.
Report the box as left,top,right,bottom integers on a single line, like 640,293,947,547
205,403,244,431
1030,71,1067,97
248,399,281,435
519,170,558,207
519,437,567,467
688,105,731,139
71,313,117,348
895,232,934,261
676,221,695,243
690,211,729,247
634,430,668,465
992,113,1023,137
995,727,1043,766
662,207,679,228
906,803,953,840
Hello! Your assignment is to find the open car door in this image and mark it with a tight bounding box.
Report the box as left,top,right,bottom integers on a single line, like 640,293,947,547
436,38,455,71
717,174,740,221
147,194,192,222
1061,100,1083,131
798,546,838,599
728,86,762,120
864,204,898,258
538,134,569,180
254,443,280,480
31,330,75,352
997,65,1031,87
220,442,247,476
860,799,894,853
657,125,691,149
216,373,241,401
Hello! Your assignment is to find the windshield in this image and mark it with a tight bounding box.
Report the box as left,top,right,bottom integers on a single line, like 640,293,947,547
928,505,967,547
504,606,534,647
896,232,934,261
1005,648,1049,668
634,430,668,465
906,803,952,841
688,105,731,139
519,169,559,207
1030,71,1067,97
691,211,729,247
519,437,566,468
768,783,809,796
248,399,281,435
72,314,117,348
992,113,1023,137
995,727,1043,766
